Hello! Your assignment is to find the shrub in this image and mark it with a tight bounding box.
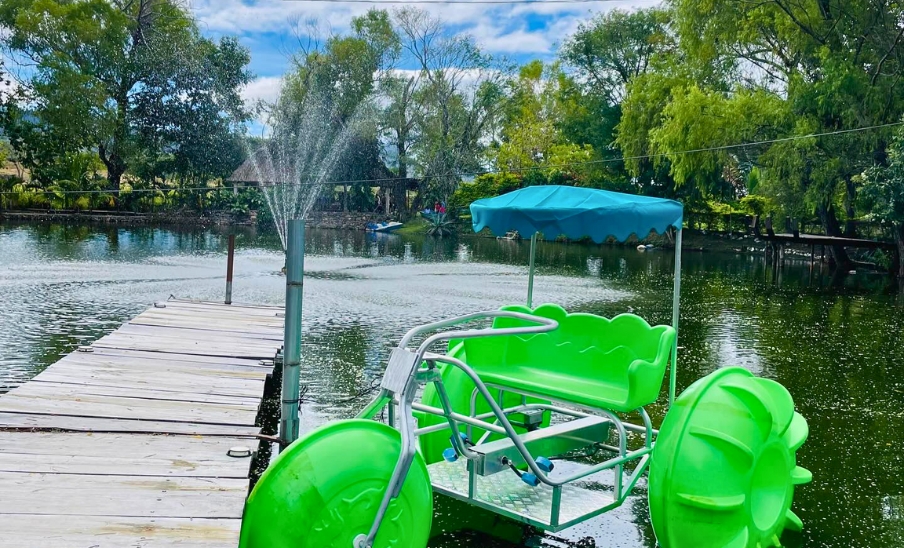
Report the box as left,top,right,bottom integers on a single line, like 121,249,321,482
426,212,456,237
740,195,773,216
449,173,521,212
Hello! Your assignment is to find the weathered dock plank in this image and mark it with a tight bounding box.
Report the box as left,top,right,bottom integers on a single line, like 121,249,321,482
0,473,248,517
0,412,263,436
0,515,241,548
0,299,284,547
0,432,254,477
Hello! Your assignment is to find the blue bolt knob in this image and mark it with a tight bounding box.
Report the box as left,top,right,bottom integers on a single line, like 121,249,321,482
442,448,459,463
450,432,469,445
535,456,554,473
521,473,540,487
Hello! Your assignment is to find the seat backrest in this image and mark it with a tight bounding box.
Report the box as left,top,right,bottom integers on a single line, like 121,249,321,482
462,304,675,406
492,303,667,361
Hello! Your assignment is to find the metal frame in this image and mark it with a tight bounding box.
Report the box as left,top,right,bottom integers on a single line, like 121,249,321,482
352,309,664,546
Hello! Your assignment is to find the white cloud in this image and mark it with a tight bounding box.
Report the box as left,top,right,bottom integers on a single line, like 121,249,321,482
241,76,283,107
192,0,664,68
470,24,553,54
241,76,284,131
191,0,370,34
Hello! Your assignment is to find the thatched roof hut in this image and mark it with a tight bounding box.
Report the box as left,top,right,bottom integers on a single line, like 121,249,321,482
228,148,271,185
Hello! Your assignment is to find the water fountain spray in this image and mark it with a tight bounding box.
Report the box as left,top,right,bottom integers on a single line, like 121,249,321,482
247,90,368,445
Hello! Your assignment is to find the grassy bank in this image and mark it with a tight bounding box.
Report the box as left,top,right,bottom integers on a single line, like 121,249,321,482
396,217,431,235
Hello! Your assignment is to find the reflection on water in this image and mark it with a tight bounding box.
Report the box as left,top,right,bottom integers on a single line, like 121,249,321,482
1,221,904,547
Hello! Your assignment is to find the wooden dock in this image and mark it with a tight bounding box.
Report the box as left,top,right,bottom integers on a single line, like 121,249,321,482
0,300,284,547
761,231,897,250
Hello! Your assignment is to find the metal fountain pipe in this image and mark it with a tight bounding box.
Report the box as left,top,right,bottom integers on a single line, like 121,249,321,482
225,234,235,305
281,219,305,446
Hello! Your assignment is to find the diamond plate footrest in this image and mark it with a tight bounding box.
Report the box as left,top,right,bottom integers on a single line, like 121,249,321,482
428,459,616,532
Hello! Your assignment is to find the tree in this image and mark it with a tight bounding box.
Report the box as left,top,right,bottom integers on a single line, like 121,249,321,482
134,32,251,192
561,8,674,104
616,68,686,198
491,61,597,185
646,85,789,202
560,8,675,194
0,0,251,190
279,10,398,211
494,61,561,172
380,71,420,214
394,7,509,205
667,0,904,265
863,124,904,277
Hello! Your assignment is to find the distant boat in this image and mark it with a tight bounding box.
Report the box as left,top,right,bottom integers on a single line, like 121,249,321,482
366,221,403,233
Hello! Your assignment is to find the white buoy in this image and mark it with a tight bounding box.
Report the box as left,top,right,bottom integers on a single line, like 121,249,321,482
637,245,646,251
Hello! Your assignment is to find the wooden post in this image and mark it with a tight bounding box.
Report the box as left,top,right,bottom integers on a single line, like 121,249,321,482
225,235,235,305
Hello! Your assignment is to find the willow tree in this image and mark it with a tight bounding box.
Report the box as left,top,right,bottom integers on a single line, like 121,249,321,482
663,0,904,264
863,124,904,277
561,8,676,194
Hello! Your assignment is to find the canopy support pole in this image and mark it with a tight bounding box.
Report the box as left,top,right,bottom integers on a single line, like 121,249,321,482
527,232,538,308
669,228,683,406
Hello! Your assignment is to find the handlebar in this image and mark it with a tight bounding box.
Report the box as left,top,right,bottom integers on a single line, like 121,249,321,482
398,310,559,362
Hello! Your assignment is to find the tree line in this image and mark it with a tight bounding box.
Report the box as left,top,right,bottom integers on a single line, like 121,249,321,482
0,0,903,273
0,0,252,213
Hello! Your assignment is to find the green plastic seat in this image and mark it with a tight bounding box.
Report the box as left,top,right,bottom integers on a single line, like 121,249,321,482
462,304,676,413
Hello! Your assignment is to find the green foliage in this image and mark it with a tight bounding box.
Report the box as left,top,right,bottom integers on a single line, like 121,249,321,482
0,176,23,209
3,0,902,238
561,8,673,103
207,187,268,216
0,0,251,190
28,151,110,210
558,9,675,193
648,87,787,199
0,139,10,166
490,61,613,188
862,125,904,225
449,173,521,211
663,0,904,237
740,195,773,217
426,212,456,237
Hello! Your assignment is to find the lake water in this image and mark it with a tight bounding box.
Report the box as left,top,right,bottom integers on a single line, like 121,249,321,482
2,221,903,548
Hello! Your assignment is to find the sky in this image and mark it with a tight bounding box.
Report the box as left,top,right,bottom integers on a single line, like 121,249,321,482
188,0,659,115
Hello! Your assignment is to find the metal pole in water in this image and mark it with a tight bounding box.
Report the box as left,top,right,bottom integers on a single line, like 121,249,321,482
225,234,235,305
669,228,683,406
527,232,539,308
281,219,305,446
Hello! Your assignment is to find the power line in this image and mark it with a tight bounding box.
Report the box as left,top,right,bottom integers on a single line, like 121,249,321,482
285,0,619,4
2,120,901,196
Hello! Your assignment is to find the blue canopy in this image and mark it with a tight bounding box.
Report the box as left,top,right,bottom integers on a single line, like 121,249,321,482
470,185,684,243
